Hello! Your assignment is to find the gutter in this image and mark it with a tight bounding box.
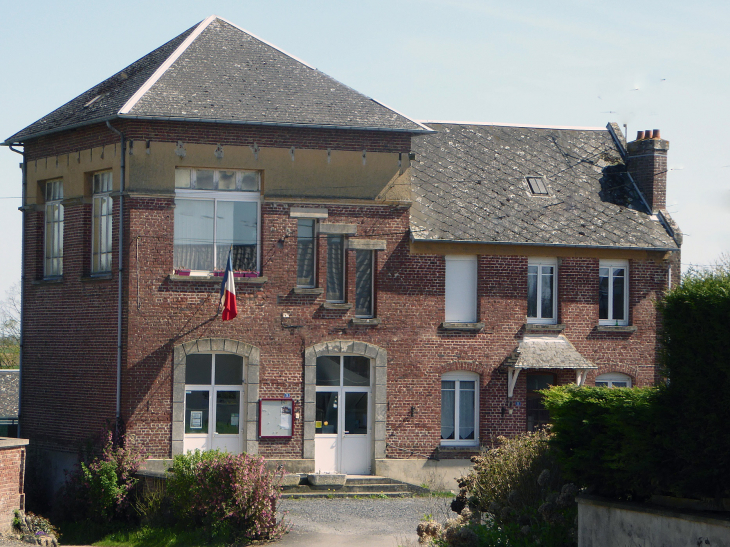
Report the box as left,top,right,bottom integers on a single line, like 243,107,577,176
409,233,678,253
105,121,125,432
8,145,25,437
3,113,434,146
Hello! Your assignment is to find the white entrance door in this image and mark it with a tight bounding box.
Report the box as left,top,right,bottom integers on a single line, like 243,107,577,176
184,353,244,454
314,355,372,474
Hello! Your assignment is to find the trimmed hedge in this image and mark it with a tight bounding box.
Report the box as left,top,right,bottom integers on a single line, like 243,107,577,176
542,386,658,500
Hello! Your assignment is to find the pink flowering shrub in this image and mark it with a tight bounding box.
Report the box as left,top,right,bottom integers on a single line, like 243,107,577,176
60,431,145,523
167,449,287,542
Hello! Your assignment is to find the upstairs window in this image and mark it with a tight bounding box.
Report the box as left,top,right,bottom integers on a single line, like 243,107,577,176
355,250,374,317
92,171,113,273
174,169,260,274
445,256,477,323
297,219,316,287
527,258,557,323
326,235,345,302
599,260,628,326
44,180,64,278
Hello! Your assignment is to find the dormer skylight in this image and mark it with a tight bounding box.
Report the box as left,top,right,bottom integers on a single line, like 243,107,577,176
526,176,548,195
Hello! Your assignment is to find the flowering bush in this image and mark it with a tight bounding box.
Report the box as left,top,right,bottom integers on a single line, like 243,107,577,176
60,431,144,523
166,449,287,542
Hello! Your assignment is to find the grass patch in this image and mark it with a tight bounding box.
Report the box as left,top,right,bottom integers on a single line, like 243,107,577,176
60,524,238,547
417,490,455,498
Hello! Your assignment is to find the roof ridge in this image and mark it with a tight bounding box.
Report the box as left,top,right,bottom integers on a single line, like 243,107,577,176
119,15,217,115
418,120,606,131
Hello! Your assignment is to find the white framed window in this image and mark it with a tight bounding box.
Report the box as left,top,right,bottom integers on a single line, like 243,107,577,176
326,235,345,302
599,260,629,326
527,258,557,323
441,371,479,446
355,250,374,317
595,372,632,388
297,218,316,287
44,180,64,278
92,171,113,273
445,255,478,323
174,168,260,274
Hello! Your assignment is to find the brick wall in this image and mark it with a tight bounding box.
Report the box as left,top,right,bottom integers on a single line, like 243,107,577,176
0,440,27,532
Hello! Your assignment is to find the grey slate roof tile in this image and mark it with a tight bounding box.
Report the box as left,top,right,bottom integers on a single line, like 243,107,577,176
7,16,425,143
410,123,678,250
505,335,597,370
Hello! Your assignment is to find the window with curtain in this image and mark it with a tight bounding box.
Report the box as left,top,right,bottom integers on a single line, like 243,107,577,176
92,171,113,273
297,219,316,287
326,235,345,302
355,250,373,317
44,179,64,277
599,260,628,325
174,169,260,273
445,256,477,323
527,258,556,323
441,371,478,446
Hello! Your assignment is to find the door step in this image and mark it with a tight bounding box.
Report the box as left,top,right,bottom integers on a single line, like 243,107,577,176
280,475,428,499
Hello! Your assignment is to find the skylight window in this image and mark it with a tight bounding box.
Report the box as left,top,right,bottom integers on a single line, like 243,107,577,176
526,177,548,195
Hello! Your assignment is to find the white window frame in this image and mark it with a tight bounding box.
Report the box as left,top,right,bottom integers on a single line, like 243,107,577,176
595,372,632,388
445,255,478,323
527,257,557,324
44,179,64,278
296,218,317,288
599,260,629,326
174,168,261,275
441,371,479,447
91,171,113,274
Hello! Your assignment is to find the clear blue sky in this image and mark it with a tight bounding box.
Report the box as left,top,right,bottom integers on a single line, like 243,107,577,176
1,0,728,298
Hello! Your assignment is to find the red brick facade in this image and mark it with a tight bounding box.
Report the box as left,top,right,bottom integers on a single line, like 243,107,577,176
19,121,674,468
0,440,27,532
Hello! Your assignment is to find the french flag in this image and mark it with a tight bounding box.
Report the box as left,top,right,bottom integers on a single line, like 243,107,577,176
219,251,237,321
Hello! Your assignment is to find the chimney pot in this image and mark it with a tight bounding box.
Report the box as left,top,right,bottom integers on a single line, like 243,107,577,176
645,129,654,139
636,131,645,140
653,129,661,139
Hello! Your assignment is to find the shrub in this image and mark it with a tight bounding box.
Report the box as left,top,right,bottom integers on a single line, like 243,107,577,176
542,385,658,500
60,431,144,523
427,430,577,547
166,449,287,542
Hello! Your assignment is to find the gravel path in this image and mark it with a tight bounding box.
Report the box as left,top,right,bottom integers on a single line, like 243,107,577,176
276,496,455,547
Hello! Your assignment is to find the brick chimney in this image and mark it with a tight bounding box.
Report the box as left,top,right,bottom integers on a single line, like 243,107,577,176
626,129,669,212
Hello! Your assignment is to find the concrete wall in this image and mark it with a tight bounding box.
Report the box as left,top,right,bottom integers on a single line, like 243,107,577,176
0,438,28,533
373,458,471,491
577,495,730,547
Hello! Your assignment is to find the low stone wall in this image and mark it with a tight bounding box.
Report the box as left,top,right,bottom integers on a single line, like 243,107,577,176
373,458,470,491
577,494,730,547
0,438,28,533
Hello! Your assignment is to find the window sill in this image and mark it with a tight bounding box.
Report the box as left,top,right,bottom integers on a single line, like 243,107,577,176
293,287,324,295
596,325,637,333
32,277,63,285
441,322,484,332
80,273,113,282
322,302,352,310
350,317,381,327
524,323,565,333
438,444,480,451
169,274,268,284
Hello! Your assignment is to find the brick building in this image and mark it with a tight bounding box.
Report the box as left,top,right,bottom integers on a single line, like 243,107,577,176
3,16,680,488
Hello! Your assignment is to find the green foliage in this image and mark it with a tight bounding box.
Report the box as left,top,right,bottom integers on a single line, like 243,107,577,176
542,385,658,500
60,431,145,524
166,449,288,543
0,282,20,369
655,262,730,498
12,510,59,544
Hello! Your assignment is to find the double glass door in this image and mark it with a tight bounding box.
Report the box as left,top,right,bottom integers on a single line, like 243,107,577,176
184,354,244,453
315,355,372,474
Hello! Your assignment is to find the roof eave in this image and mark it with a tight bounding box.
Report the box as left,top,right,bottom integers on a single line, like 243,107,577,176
409,235,678,253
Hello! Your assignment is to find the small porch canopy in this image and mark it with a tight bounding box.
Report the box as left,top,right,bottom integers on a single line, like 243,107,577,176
502,335,598,397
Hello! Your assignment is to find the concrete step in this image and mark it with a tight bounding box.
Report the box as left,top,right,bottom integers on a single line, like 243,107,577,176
281,491,413,499
280,474,428,499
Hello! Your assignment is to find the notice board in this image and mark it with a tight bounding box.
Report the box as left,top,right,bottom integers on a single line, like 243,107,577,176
259,398,294,438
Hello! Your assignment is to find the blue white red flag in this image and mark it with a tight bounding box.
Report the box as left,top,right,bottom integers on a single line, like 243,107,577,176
219,251,237,321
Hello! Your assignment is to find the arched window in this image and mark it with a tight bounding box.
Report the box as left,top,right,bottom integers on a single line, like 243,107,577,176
441,371,479,446
595,372,632,388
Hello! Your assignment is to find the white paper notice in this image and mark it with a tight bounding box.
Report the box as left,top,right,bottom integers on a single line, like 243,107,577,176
230,413,239,427
280,411,291,430
190,411,203,429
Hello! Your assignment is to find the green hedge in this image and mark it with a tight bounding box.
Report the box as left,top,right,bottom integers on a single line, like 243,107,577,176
655,267,730,498
542,385,658,500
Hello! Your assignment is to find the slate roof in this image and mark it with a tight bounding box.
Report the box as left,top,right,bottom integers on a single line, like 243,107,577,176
6,16,427,143
0,370,19,417
410,123,678,250
504,335,597,370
